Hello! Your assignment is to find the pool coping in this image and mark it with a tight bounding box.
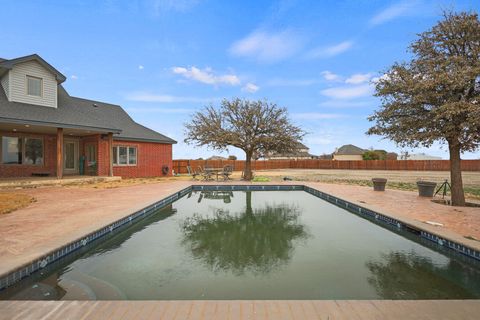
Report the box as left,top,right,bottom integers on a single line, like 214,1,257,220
1,183,479,291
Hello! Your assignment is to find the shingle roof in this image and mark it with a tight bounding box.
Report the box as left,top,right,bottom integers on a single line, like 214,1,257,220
0,85,176,144
0,54,66,83
335,144,365,155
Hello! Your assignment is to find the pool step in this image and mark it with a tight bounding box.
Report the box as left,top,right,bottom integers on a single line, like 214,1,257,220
58,278,96,300
60,271,126,300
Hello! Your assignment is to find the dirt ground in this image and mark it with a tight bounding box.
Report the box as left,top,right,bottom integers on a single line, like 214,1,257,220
254,169,480,186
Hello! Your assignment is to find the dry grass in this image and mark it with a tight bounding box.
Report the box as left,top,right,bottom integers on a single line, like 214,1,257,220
83,172,247,189
0,193,36,215
84,175,193,189
79,169,480,200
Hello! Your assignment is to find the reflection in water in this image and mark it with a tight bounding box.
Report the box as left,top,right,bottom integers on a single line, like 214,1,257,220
181,192,309,274
366,251,477,299
0,204,177,300
197,191,234,203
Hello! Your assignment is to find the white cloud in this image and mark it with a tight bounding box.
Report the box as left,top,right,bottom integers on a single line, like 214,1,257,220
70,75,78,80
369,1,417,26
345,73,372,84
321,71,340,81
138,65,144,70
125,92,216,103
172,66,240,86
266,78,316,87
320,84,373,100
242,83,259,93
292,113,346,120
306,41,353,59
230,29,303,63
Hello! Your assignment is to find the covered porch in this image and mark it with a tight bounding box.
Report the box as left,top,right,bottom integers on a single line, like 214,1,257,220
0,121,119,179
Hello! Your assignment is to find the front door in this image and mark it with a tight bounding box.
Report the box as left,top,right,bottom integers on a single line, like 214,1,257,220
64,140,79,174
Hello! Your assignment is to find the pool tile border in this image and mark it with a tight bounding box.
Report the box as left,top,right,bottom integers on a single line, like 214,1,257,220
1,184,479,291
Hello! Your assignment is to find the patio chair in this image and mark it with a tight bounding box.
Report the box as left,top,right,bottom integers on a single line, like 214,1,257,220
186,165,199,180
198,166,214,181
221,165,233,181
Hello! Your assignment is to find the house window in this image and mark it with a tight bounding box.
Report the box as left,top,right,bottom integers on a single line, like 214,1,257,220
1,136,43,165
112,146,137,166
2,137,22,164
85,144,96,164
128,147,137,165
24,138,43,165
27,76,43,97
118,146,128,165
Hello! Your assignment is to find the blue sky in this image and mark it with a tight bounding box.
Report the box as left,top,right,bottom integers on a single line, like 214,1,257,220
1,0,479,159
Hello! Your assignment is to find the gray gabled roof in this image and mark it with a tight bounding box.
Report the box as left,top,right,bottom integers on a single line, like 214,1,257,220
0,54,66,83
335,144,366,155
67,94,176,143
0,85,176,144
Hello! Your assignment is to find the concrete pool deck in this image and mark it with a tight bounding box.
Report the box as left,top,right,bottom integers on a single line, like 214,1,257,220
0,180,480,318
1,300,480,320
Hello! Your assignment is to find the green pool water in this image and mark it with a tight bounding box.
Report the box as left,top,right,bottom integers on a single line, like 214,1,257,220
2,190,480,300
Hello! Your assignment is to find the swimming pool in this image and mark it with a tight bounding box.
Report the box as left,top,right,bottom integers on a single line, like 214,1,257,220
2,189,480,300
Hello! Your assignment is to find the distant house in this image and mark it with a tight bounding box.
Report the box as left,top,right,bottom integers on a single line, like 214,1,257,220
333,144,366,161
318,153,333,160
266,142,317,160
206,155,228,161
398,153,442,160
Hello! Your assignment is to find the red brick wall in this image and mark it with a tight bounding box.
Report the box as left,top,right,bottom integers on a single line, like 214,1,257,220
110,141,173,178
0,131,173,178
0,131,57,178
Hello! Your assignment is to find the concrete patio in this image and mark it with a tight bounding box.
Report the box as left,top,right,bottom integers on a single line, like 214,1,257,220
1,300,480,320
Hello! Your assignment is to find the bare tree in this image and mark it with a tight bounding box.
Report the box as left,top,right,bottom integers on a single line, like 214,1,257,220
184,98,305,180
368,11,480,206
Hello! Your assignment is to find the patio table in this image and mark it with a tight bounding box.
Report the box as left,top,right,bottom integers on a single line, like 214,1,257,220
204,167,224,181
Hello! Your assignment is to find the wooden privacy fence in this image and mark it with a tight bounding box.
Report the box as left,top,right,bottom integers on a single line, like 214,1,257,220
173,159,480,174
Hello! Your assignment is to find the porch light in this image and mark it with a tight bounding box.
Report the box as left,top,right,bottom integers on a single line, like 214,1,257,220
25,125,30,128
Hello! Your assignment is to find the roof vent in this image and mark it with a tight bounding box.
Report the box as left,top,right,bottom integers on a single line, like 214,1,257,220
93,103,98,108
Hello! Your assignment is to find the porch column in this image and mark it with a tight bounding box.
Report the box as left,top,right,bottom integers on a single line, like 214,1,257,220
56,128,64,179
108,132,113,177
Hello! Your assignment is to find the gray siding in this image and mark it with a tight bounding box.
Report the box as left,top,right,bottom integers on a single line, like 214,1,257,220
0,72,9,100
9,60,57,108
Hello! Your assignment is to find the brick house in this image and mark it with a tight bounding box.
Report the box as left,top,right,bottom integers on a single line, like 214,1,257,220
0,54,176,179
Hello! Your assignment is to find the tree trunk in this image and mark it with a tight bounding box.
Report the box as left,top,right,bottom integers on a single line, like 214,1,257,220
448,141,466,206
245,191,252,215
244,151,253,180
